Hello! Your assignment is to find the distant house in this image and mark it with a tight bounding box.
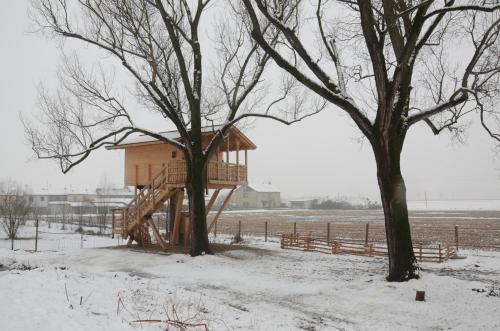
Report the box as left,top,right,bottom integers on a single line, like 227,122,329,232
24,188,134,215
289,199,317,209
230,183,281,209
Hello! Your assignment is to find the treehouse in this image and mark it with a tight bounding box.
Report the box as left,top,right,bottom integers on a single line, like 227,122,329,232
106,126,256,250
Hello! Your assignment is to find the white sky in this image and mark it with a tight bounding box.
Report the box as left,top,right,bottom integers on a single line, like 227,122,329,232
1,1,499,201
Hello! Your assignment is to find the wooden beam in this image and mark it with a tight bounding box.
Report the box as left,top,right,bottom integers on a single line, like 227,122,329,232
207,187,235,233
244,150,248,167
171,189,184,246
236,142,240,181
147,216,167,251
205,189,221,216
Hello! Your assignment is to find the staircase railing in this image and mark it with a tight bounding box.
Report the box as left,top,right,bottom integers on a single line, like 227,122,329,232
125,164,169,231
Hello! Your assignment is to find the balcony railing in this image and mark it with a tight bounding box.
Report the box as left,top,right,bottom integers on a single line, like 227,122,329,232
166,160,247,185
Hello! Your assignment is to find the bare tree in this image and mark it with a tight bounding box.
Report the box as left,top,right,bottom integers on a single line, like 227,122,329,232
95,175,113,234
242,0,500,281
23,0,318,256
0,181,32,240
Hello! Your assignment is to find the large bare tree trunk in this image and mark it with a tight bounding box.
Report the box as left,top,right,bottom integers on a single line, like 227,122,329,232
372,137,418,281
187,158,212,256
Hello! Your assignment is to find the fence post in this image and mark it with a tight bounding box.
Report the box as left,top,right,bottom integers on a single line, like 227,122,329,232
236,220,241,242
293,222,297,236
438,244,442,262
419,242,423,262
365,223,370,246
265,221,268,242
454,225,459,253
326,222,330,244
35,219,39,252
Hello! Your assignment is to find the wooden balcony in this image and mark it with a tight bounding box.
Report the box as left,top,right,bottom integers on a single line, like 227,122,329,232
167,160,247,187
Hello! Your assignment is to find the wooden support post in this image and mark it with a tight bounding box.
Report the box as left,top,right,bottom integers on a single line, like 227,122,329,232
236,141,240,181
265,221,268,242
454,225,459,253
244,150,247,167
208,187,235,233
365,223,370,246
205,189,221,216
214,220,217,238
326,222,330,243
147,217,167,251
438,244,442,262
293,222,297,236
336,241,340,254
171,189,184,246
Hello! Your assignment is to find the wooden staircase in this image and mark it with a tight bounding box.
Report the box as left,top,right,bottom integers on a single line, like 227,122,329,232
112,164,175,250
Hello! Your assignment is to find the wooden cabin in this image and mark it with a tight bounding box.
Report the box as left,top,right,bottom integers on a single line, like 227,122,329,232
106,126,256,249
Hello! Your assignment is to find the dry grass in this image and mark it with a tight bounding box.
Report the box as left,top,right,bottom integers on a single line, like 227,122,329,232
213,209,500,249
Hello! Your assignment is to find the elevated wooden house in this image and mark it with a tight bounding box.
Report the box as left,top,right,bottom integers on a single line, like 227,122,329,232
106,126,255,249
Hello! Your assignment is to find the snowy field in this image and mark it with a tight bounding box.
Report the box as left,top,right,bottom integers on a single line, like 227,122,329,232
1,236,500,330
407,199,500,211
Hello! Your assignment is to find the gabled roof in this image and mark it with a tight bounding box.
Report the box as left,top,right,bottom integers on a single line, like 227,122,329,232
247,183,280,193
106,125,256,150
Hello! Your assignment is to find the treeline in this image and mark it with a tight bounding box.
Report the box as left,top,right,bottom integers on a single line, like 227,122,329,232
312,198,381,210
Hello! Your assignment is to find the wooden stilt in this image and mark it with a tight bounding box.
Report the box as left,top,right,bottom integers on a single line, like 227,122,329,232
236,142,240,181
147,216,167,251
205,189,221,216
171,189,184,246
208,187,235,233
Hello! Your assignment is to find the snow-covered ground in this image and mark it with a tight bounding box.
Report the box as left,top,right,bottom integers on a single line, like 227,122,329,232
1,236,499,331
407,199,500,211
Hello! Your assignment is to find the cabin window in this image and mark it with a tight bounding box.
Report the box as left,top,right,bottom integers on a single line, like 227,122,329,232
171,151,177,158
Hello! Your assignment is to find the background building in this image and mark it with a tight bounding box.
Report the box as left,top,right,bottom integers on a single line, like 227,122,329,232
230,183,281,209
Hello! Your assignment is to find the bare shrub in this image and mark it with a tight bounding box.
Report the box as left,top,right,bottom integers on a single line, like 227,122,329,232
0,181,32,239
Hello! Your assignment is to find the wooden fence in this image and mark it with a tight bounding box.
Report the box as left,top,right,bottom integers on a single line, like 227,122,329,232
280,234,457,263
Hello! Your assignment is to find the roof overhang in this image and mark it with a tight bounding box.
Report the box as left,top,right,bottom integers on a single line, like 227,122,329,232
106,125,256,151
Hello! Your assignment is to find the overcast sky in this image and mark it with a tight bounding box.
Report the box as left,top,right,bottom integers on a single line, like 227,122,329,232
1,1,499,201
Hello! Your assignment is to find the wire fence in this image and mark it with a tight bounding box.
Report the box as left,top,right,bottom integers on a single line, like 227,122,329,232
0,220,123,252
